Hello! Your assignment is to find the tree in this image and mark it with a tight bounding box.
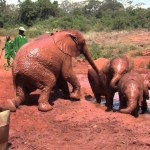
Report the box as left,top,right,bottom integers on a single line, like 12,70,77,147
19,0,38,26
0,0,6,12
3,4,19,26
101,0,124,11
84,0,102,16
0,0,18,27
60,0,72,14
0,0,6,27
37,0,57,19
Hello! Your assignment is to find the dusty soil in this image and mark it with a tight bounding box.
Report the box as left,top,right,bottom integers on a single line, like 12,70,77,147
0,31,150,150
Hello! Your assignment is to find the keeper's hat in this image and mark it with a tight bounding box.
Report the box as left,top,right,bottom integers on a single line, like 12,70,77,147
19,27,26,31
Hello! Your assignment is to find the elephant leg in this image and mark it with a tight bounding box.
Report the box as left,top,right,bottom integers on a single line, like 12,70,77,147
8,80,29,112
38,87,53,112
38,75,56,112
143,86,149,100
56,75,70,98
91,87,101,103
62,57,81,100
13,85,29,106
66,71,80,100
105,91,114,112
119,99,127,110
141,99,147,114
95,93,101,103
119,92,127,110
131,105,139,117
88,70,101,103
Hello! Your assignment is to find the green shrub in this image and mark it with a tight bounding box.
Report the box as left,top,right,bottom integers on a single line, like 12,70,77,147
89,42,139,59
89,43,101,60
129,44,138,50
0,17,4,28
117,43,138,54
27,30,43,38
131,50,143,57
87,43,118,60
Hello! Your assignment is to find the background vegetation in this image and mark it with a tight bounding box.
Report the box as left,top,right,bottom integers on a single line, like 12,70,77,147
0,0,150,59
0,0,150,36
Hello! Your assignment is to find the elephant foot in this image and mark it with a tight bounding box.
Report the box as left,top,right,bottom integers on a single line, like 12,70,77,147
141,106,147,114
70,90,81,100
113,108,118,112
38,102,53,112
62,94,70,99
0,99,17,112
11,98,21,107
105,107,113,112
131,111,139,118
96,99,101,104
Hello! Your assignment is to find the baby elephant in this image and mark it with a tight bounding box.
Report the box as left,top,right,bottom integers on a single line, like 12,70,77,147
118,71,149,117
88,56,133,111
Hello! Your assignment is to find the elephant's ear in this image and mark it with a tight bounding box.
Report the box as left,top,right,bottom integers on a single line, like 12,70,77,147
53,33,80,57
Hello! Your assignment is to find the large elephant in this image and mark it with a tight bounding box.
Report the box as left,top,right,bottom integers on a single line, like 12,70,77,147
118,71,149,117
88,56,133,111
7,29,100,112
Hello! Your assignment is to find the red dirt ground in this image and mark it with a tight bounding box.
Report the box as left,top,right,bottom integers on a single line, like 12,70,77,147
0,32,150,150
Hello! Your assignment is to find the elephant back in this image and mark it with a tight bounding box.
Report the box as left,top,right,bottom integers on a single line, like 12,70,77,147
88,58,109,70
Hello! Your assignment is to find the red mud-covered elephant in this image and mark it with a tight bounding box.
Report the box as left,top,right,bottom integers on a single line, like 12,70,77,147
5,30,100,112
118,71,149,117
144,73,150,90
88,56,134,111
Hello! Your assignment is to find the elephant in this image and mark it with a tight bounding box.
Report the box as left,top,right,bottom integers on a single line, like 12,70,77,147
144,73,150,90
52,74,70,98
118,71,149,117
6,29,100,112
88,55,133,111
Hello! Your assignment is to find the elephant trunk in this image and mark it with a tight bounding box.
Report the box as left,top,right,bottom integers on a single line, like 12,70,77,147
83,47,99,75
83,47,106,86
120,99,137,114
110,74,121,90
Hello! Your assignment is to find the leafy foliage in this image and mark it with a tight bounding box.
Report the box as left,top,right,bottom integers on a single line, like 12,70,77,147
19,0,38,26
0,0,150,59
1,0,149,59
0,0,150,35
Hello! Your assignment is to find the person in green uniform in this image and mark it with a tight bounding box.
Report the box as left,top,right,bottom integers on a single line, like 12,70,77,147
14,27,28,52
2,35,15,67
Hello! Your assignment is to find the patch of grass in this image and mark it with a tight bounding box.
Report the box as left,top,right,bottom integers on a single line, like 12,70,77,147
131,50,143,57
86,42,139,60
100,49,117,58
27,30,43,38
88,43,101,60
85,43,118,60
117,43,138,54
130,44,138,50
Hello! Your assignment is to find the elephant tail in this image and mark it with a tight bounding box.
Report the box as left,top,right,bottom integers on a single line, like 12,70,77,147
119,99,137,114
